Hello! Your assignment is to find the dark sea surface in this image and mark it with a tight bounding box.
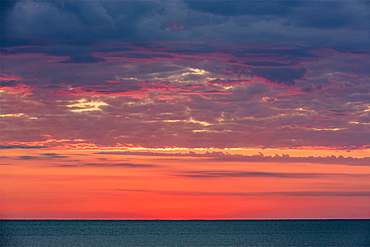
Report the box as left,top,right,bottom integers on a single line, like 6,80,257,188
1,220,369,246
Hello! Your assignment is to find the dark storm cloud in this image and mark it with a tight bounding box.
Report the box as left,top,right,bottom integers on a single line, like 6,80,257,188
2,0,369,49
287,1,370,30
184,0,370,33
251,67,307,86
1,0,158,46
184,0,297,16
0,0,17,20
0,0,19,41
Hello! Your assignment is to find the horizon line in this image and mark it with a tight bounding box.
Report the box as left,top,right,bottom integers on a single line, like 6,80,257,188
2,218,369,221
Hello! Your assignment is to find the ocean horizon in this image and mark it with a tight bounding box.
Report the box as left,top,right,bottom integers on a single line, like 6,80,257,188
2,219,369,246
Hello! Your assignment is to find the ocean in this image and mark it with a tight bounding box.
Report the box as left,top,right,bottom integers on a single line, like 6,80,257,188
1,220,369,246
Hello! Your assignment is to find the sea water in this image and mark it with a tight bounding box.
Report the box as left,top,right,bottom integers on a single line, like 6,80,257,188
1,220,369,246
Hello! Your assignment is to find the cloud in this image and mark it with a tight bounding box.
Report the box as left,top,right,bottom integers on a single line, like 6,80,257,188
0,145,46,149
18,156,38,160
57,162,157,168
239,47,315,58
16,154,68,160
251,67,307,86
95,151,370,166
287,1,370,30
115,188,370,197
173,170,369,178
42,153,60,156
58,54,105,64
41,153,69,158
1,0,159,46
88,162,156,168
1,1,369,149
184,0,296,16
2,0,369,50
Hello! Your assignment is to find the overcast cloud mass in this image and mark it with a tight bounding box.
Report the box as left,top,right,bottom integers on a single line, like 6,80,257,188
1,0,370,149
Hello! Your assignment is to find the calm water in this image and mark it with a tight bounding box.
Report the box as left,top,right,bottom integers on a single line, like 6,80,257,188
1,220,369,246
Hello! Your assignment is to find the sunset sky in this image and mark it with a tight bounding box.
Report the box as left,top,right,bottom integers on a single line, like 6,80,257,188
1,0,370,219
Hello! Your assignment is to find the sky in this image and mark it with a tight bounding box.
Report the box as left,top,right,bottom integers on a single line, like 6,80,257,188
1,0,370,219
